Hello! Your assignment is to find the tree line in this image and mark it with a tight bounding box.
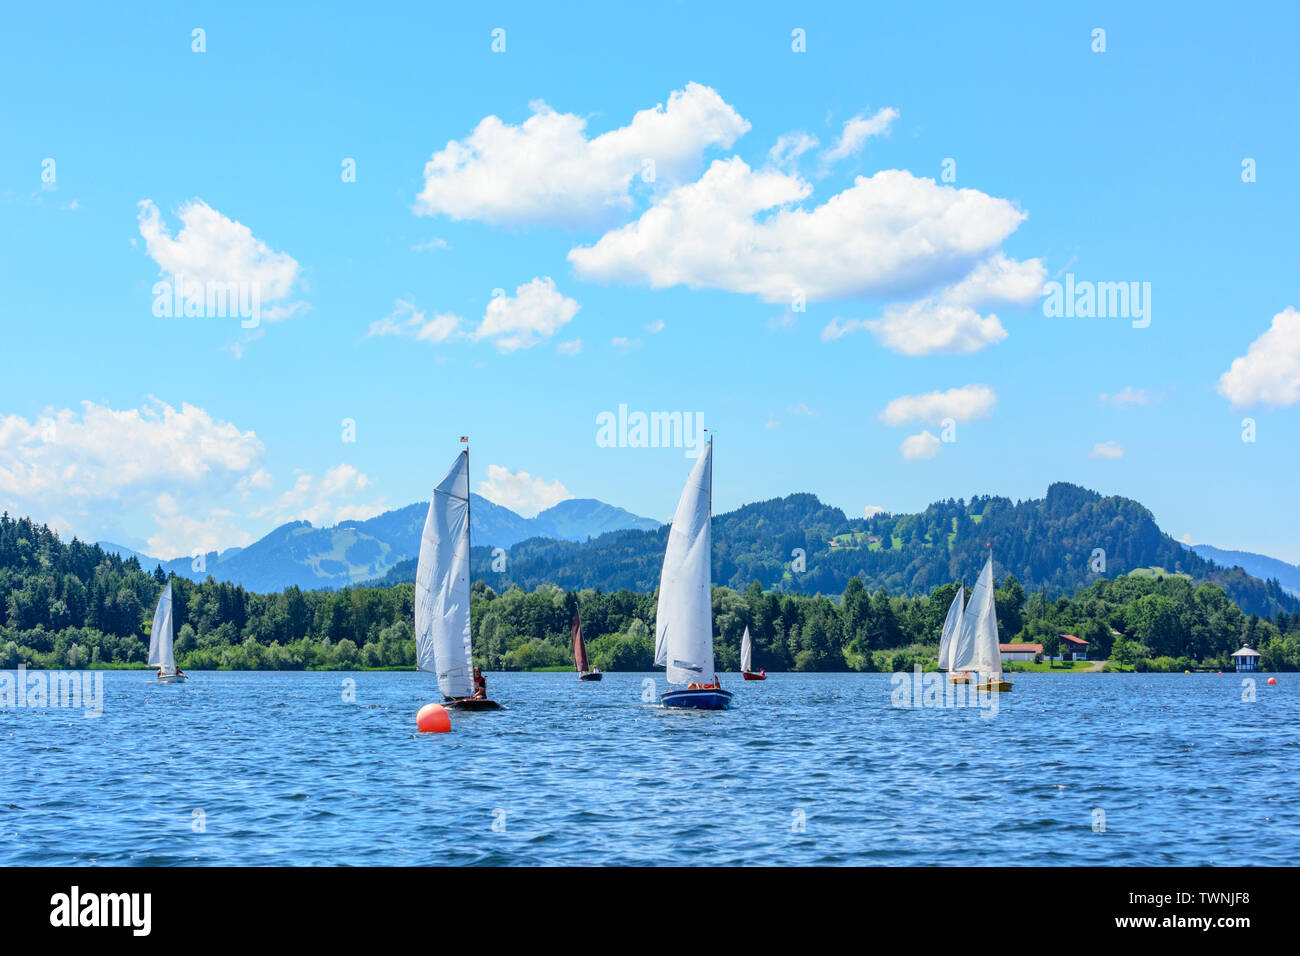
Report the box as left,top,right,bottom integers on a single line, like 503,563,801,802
3,512,1299,672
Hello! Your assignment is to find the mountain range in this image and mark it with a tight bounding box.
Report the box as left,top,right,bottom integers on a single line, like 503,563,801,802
1191,545,1300,597
373,482,1299,619
98,497,660,593
94,482,1300,619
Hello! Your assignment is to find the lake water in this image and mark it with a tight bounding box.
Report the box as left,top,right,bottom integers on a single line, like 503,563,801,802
1,670,1295,865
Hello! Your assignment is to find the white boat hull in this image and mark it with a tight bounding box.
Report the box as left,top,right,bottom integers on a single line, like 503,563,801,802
157,674,188,684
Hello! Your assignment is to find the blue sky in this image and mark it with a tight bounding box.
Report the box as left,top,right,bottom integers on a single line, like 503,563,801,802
2,1,1298,563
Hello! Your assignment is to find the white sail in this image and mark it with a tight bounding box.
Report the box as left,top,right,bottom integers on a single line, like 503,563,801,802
415,450,475,699
936,585,964,670
952,554,1001,679
147,582,175,675
740,625,752,673
655,441,714,685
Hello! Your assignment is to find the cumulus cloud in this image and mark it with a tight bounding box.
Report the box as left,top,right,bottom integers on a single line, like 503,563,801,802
900,431,941,460
475,277,580,352
820,253,1043,355
860,301,1009,355
1216,306,1300,408
0,399,263,503
476,465,571,517
368,297,464,343
415,83,749,228
1089,441,1125,459
137,198,305,322
369,280,579,352
569,161,1028,305
0,399,266,556
259,464,386,528
863,505,887,518
765,403,820,429
879,385,996,427
822,107,899,164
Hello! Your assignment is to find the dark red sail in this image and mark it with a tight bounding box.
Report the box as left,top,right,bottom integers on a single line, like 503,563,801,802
572,607,589,673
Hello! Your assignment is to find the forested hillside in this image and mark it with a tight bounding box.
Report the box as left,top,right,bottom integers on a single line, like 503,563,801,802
379,483,1298,618
4,511,1300,673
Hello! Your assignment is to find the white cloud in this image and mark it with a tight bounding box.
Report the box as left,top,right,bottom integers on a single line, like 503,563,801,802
475,278,580,352
569,161,1028,305
1100,386,1156,407
611,336,642,350
822,107,899,163
1089,440,1125,459
941,253,1047,309
260,464,386,528
137,198,305,322
411,237,449,252
863,505,886,518
859,301,1010,355
644,319,665,334
0,399,267,557
476,465,571,517
1216,306,1300,408
880,385,996,427
415,83,749,228
820,253,1043,356
0,399,263,503
768,131,819,169
900,431,941,460
556,339,583,356
368,297,465,344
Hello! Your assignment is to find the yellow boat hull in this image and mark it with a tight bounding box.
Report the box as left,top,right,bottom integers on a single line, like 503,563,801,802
976,680,1013,692
949,674,972,684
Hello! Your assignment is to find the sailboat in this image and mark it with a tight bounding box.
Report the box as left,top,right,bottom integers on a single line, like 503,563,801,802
572,606,602,681
949,553,1013,692
147,581,187,683
655,439,732,710
740,626,765,680
936,581,964,673
415,442,500,711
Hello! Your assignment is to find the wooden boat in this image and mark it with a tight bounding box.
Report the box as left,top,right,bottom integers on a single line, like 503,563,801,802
148,582,188,683
414,439,501,710
572,606,602,681
740,626,765,680
654,439,733,711
952,551,1013,694
949,673,972,685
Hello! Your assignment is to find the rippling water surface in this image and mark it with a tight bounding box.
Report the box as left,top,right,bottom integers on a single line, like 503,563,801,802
2,670,1296,865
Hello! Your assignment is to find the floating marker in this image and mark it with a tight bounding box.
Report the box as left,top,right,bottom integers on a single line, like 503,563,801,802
416,702,451,733
1268,677,1277,685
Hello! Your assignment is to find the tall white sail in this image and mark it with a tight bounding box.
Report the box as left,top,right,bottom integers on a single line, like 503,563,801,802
655,441,714,685
936,585,964,670
415,450,475,699
740,625,753,673
147,582,175,675
952,554,1001,679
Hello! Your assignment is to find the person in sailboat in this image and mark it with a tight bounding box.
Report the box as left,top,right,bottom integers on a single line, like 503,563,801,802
471,665,487,700
157,665,186,679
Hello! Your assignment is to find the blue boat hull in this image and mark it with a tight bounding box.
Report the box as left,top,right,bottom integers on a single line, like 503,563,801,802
660,688,734,710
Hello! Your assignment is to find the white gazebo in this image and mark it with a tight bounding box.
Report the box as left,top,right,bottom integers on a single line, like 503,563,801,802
1231,644,1261,672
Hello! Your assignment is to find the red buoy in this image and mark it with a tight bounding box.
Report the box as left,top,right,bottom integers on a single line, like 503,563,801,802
416,702,451,733
1268,677,1277,685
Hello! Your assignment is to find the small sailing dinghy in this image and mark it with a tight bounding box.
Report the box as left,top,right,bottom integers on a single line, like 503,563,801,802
950,553,1012,693
655,439,733,710
415,442,500,711
573,606,602,681
740,626,765,680
148,581,187,683
937,581,963,676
